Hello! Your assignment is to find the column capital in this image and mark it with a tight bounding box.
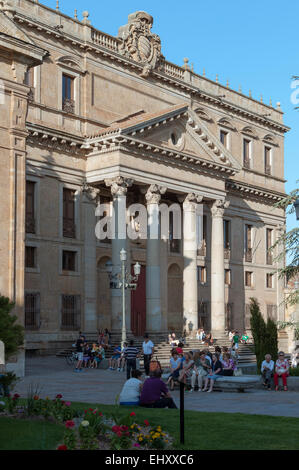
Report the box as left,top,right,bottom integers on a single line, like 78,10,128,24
105,176,134,196
182,192,203,209
145,184,167,205
210,199,230,217
81,182,100,204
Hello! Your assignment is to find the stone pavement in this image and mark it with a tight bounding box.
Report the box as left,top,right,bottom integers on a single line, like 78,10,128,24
11,357,299,418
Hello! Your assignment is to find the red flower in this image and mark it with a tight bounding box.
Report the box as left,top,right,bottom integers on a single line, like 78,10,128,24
130,412,136,417
13,393,20,399
65,420,75,428
57,445,68,450
121,425,129,431
112,425,120,433
144,420,149,426
99,412,103,416
116,431,123,437
93,410,97,415
56,394,63,399
84,410,87,414
88,408,93,411
33,395,39,400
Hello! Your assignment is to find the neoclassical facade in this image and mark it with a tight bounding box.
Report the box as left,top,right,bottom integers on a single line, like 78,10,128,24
0,1,289,366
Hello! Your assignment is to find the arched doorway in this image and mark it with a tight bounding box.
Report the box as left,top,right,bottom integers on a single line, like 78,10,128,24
167,264,183,333
97,256,111,331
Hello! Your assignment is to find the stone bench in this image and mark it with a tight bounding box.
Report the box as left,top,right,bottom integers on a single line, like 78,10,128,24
162,372,260,392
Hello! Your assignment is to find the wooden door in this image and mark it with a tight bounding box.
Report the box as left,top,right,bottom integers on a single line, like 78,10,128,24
131,264,146,337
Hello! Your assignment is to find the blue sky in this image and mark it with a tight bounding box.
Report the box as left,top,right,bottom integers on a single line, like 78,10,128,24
42,0,298,229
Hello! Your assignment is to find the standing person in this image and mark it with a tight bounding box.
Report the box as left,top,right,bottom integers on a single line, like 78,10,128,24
274,351,289,391
142,334,154,377
261,354,275,390
74,335,84,372
124,340,139,380
232,331,240,351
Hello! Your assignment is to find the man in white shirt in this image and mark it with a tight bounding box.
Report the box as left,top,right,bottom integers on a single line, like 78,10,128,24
261,354,274,390
142,334,154,376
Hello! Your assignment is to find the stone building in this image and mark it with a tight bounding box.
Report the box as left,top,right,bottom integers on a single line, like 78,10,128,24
0,1,289,371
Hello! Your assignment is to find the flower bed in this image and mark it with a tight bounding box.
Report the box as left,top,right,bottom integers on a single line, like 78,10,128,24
0,395,173,450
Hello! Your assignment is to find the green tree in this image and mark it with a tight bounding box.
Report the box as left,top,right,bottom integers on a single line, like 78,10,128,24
249,298,266,370
265,318,278,362
0,295,24,360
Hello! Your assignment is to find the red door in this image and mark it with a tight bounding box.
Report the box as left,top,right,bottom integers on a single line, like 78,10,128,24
131,264,146,337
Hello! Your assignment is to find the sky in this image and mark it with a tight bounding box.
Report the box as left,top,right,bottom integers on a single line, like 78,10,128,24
41,0,298,230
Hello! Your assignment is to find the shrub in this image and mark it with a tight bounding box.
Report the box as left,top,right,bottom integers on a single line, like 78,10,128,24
0,295,24,360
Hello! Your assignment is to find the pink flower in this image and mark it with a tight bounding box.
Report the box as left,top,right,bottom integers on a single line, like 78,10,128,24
133,443,140,447
57,445,68,450
130,412,136,417
65,402,71,407
65,420,75,428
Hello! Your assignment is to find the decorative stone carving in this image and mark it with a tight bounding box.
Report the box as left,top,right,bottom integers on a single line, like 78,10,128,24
211,199,230,217
105,176,134,196
82,182,100,204
182,193,203,210
145,184,167,204
118,11,164,78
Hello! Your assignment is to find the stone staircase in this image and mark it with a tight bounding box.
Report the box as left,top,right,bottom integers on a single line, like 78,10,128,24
56,332,256,369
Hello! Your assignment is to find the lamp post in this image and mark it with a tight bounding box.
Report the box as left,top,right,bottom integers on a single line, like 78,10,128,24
106,250,141,348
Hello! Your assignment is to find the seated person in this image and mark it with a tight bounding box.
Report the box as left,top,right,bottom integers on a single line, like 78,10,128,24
261,354,274,390
117,342,128,372
166,350,182,390
190,352,210,392
119,369,143,406
274,351,289,391
241,331,249,344
221,353,235,376
83,343,92,368
89,343,100,369
178,352,194,386
109,345,122,370
140,369,177,409
95,345,105,368
203,353,223,393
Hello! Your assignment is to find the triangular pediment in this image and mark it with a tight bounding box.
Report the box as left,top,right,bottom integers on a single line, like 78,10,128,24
89,103,242,173
0,10,36,45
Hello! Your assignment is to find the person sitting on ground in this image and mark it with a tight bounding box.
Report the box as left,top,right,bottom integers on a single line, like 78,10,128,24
74,335,85,372
261,354,274,390
274,351,289,391
202,353,223,393
190,351,210,392
178,352,194,388
117,342,128,372
109,345,122,370
241,331,249,344
166,350,183,391
221,353,235,376
119,369,143,406
140,369,177,409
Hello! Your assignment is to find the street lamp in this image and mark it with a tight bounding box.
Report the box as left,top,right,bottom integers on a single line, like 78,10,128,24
105,251,141,348
294,199,299,220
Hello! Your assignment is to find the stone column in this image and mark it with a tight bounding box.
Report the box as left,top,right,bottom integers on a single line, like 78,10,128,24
82,184,100,333
105,176,133,332
183,193,203,335
145,184,167,332
210,199,230,336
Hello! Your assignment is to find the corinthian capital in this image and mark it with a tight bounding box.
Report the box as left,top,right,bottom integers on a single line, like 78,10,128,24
105,176,134,196
82,182,100,204
211,199,230,217
145,184,167,205
182,193,203,210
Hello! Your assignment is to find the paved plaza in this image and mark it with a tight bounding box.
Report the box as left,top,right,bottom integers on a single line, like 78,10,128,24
11,356,299,418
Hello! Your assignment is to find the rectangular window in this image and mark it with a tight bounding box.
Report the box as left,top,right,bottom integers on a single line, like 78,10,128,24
266,228,273,265
25,246,36,268
63,188,76,238
61,295,81,330
225,303,233,330
266,273,274,288
169,211,181,253
62,250,76,271
198,301,209,329
267,304,277,321
243,139,251,168
25,293,40,329
26,181,35,234
197,266,206,283
62,74,75,113
264,146,272,175
198,215,207,256
245,224,252,262
225,269,231,285
223,220,230,249
245,271,252,287
220,130,228,149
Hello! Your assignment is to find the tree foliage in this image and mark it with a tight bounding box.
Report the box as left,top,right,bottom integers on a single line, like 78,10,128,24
250,298,278,369
0,295,24,360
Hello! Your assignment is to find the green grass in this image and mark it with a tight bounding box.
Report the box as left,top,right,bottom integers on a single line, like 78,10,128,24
1,402,299,450
0,417,65,450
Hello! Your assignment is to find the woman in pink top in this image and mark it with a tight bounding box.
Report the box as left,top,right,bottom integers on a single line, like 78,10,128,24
274,351,289,391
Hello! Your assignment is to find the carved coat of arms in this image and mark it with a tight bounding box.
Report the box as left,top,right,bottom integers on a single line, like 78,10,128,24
118,11,164,77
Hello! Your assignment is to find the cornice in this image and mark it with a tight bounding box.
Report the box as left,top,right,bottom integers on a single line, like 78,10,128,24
13,13,290,135
26,123,86,156
226,180,286,204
